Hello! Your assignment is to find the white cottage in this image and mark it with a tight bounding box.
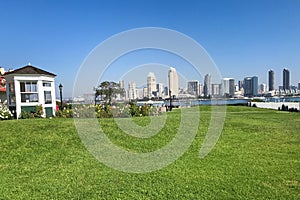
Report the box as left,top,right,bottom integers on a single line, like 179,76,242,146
4,65,57,118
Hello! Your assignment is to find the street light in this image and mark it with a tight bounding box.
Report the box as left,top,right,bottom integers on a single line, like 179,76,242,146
59,83,63,110
169,90,172,111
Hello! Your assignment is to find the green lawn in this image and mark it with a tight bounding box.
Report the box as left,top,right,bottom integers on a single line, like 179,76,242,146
0,106,299,199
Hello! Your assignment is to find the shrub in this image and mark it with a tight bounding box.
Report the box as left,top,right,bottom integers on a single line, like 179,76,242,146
74,105,95,118
95,104,112,118
140,104,150,116
149,106,159,116
0,104,13,120
55,108,73,118
129,103,140,117
20,105,44,119
54,103,162,119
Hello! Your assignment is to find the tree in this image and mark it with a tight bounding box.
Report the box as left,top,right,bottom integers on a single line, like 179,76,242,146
95,81,125,105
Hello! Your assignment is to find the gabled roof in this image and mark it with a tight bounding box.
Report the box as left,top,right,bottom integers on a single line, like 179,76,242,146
4,65,56,77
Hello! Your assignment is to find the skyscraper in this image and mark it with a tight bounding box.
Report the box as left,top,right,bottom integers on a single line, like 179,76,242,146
128,81,137,100
222,78,235,96
168,67,178,97
283,68,290,90
259,83,268,94
147,72,156,97
156,83,164,98
238,80,244,91
203,74,211,97
143,87,148,98
243,76,258,97
268,70,274,91
211,83,221,96
187,80,199,96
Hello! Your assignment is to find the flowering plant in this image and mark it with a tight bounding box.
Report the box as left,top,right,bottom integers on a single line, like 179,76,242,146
0,104,13,120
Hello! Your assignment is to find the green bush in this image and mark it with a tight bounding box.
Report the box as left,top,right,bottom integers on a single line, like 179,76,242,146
95,104,112,118
141,104,150,116
0,104,13,120
129,102,140,117
55,109,73,118
54,103,162,118
20,105,44,119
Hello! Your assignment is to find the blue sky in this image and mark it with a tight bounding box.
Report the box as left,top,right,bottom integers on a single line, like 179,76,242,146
1,0,300,97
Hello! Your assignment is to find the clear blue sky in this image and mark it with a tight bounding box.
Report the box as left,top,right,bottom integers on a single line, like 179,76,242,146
1,0,300,97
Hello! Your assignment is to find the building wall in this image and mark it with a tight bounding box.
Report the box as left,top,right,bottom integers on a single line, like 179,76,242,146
5,75,56,118
268,70,274,91
187,80,199,96
128,81,137,100
204,74,211,97
244,76,258,97
283,68,290,90
222,78,235,96
168,67,178,97
147,72,156,98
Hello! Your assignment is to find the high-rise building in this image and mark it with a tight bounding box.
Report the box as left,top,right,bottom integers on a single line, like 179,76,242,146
136,88,144,99
199,84,203,96
168,67,179,97
117,80,125,100
128,81,137,100
268,70,274,91
222,78,235,96
143,87,148,98
156,83,164,98
259,83,268,94
187,80,199,96
238,80,244,91
147,72,156,97
163,86,168,97
243,76,258,97
298,82,300,90
203,74,211,97
119,80,124,89
283,68,290,90
211,84,221,97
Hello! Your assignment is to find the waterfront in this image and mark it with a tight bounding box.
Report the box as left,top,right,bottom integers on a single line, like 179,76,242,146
138,97,300,107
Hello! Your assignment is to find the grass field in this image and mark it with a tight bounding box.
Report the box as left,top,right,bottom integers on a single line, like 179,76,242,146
0,106,299,199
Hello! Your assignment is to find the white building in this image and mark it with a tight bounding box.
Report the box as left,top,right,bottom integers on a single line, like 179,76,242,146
136,88,144,99
259,83,268,94
168,67,179,97
4,65,57,118
199,84,203,96
222,78,235,96
147,72,156,98
211,83,221,97
156,83,164,98
128,81,137,100
143,87,148,98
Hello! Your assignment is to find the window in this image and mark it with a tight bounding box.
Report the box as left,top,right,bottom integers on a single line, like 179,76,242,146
20,82,38,103
44,91,52,104
43,82,51,87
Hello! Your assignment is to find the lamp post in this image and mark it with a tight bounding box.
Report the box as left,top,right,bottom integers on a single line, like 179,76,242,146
59,83,63,110
169,90,172,111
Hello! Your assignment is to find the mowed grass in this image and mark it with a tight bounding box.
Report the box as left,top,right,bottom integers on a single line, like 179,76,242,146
0,106,299,199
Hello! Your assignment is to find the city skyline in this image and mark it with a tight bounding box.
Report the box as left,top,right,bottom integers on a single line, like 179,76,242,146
0,1,300,97
123,66,298,100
